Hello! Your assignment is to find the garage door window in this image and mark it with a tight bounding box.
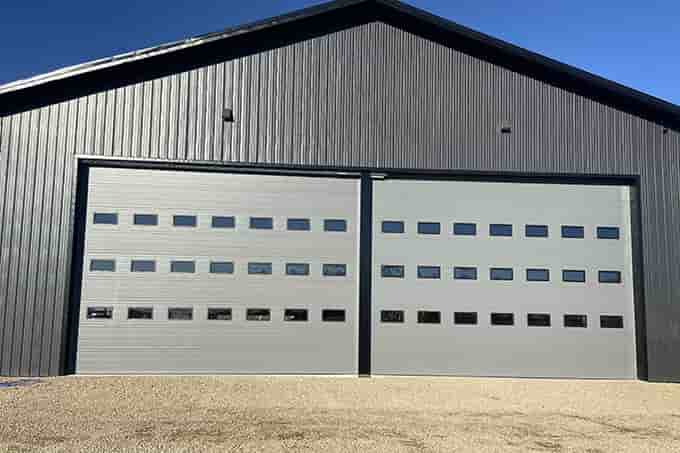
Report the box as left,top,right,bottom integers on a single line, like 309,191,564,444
600,315,623,329
134,214,158,226
284,309,308,321
322,309,346,322
382,221,405,233
417,266,441,279
381,310,405,323
90,259,115,272
491,313,514,326
525,225,548,238
171,261,195,273
562,270,586,282
598,270,622,283
490,268,513,281
454,312,477,325
564,314,587,328
287,218,311,231
207,308,232,320
212,216,235,228
250,217,273,230
173,215,197,227
526,268,550,282
453,222,476,236
381,265,405,278
128,307,153,319
93,212,118,225
324,219,347,232
561,225,584,238
454,267,477,280
286,263,310,276
417,222,440,235
417,311,441,324
87,307,113,319
597,226,620,239
168,308,193,320
249,262,273,275
527,313,551,327
247,309,271,321
210,261,234,274
323,264,347,277
489,224,512,237
130,260,155,272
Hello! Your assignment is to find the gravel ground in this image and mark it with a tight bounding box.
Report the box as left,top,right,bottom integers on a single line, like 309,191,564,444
1,376,679,452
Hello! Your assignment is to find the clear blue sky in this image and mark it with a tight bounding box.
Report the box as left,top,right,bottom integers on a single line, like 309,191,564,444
1,0,678,105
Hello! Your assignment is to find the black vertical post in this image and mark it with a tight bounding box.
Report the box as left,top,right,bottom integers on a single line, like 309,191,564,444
630,182,648,381
358,173,373,376
61,162,90,374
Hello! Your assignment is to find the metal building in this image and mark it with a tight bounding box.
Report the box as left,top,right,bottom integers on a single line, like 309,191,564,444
0,0,679,381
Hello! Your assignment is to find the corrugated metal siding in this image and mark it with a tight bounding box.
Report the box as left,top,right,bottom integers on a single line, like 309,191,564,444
0,22,679,379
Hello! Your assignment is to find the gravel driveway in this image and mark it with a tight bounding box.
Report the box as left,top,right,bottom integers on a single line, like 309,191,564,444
1,376,679,452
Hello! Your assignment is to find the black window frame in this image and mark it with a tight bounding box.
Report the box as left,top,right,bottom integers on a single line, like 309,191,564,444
597,226,620,240
417,222,441,235
417,310,441,324
489,224,513,237
381,265,405,279
130,260,156,273
93,212,118,225
526,268,550,282
564,314,588,328
598,270,622,284
284,308,309,322
168,307,193,320
453,266,478,280
86,306,113,319
207,308,232,321
417,265,441,279
134,213,159,226
562,269,586,283
287,218,311,231
527,313,551,327
381,220,405,234
249,217,274,230
170,260,196,273
286,263,310,276
323,219,347,232
89,259,116,272
380,310,405,323
525,224,549,238
127,307,153,320
561,225,585,239
322,309,346,322
248,262,273,275
211,216,236,229
452,222,477,236
209,261,235,274
322,264,347,277
246,308,271,321
600,315,624,329
490,313,514,326
454,312,478,325
173,215,197,227
490,267,514,281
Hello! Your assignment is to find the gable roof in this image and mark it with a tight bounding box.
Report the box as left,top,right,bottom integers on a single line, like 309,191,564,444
1,0,679,130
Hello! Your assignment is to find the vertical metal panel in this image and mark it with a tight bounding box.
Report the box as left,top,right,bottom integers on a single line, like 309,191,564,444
0,21,679,379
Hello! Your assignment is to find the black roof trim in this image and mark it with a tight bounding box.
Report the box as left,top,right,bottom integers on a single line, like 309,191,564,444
1,0,679,129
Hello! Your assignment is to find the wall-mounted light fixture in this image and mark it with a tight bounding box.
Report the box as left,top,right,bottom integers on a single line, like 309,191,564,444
663,128,669,135
500,126,512,134
222,108,234,123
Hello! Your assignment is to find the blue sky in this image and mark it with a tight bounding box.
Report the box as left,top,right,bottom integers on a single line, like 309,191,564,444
1,0,678,105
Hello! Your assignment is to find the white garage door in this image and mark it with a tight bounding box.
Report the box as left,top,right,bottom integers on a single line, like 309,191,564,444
371,179,637,378
77,167,359,374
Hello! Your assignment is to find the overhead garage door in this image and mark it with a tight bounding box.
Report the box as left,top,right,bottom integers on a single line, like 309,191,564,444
371,179,637,378
77,167,359,374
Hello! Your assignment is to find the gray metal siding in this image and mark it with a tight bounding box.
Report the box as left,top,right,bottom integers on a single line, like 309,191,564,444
0,22,679,379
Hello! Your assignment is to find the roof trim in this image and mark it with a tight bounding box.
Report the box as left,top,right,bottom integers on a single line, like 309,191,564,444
1,0,679,129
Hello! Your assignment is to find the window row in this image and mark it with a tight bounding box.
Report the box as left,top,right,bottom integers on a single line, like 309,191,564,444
86,306,346,322
381,221,620,239
380,265,622,283
93,213,348,232
379,310,624,328
90,259,348,277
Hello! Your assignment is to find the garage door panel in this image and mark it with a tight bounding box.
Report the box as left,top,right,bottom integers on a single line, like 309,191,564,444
372,179,636,379
77,167,359,374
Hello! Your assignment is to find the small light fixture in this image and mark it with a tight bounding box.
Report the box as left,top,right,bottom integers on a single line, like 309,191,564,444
500,126,512,134
663,128,669,135
222,108,234,123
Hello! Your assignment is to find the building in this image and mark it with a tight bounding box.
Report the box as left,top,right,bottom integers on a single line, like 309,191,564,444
1,0,679,381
